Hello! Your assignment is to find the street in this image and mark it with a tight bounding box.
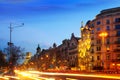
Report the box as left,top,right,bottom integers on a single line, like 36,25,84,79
1,70,120,80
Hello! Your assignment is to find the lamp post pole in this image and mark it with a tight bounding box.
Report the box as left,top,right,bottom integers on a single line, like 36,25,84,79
99,32,108,69
8,23,24,69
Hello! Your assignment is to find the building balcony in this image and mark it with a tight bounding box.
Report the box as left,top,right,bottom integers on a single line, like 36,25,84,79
114,41,120,44
116,34,120,37
112,59,120,62
90,51,94,53
91,38,94,40
90,59,94,62
114,21,120,24
91,44,94,46
113,49,120,52
68,46,77,50
96,52,101,54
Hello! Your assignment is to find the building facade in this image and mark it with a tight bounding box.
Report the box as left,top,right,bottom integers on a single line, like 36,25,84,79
56,33,80,70
78,23,91,71
88,7,120,70
27,33,80,70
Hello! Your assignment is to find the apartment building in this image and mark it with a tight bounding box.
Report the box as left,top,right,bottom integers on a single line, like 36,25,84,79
88,7,120,70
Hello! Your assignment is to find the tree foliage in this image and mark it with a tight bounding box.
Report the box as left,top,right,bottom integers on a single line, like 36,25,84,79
0,50,7,67
4,45,25,66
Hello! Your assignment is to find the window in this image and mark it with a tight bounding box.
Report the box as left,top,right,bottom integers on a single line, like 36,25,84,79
96,39,101,44
117,54,120,60
106,38,110,44
96,27,100,31
91,30,94,34
91,49,94,53
106,45,110,51
91,37,94,40
115,18,120,23
106,26,110,30
91,24,94,27
96,46,101,51
115,25,120,29
97,56,100,60
117,31,120,36
106,19,110,24
97,21,101,25
91,56,94,61
117,38,120,44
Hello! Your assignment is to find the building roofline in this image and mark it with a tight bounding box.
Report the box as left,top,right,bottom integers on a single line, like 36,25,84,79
96,7,120,17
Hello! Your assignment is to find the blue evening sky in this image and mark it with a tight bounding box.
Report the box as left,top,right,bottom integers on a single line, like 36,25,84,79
0,0,120,54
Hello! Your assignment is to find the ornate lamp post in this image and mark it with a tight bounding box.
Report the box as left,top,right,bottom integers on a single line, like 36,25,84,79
99,32,108,45
99,32,108,69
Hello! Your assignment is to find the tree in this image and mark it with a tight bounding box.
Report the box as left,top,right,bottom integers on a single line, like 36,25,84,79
0,50,7,67
4,45,25,67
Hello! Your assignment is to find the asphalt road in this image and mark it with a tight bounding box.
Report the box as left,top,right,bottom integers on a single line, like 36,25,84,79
1,70,120,80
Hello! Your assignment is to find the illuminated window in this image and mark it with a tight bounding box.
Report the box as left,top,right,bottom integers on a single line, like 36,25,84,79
107,45,110,51
117,54,120,60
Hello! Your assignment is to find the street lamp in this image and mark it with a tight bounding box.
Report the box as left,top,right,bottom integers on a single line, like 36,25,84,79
8,23,24,68
8,23,24,46
99,32,108,45
99,32,108,69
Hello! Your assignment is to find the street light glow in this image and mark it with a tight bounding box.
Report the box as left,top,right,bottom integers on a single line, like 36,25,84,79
99,32,108,37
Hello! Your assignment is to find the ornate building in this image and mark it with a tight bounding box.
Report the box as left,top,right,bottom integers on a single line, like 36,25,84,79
88,7,120,70
78,22,91,71
67,33,80,69
56,33,80,70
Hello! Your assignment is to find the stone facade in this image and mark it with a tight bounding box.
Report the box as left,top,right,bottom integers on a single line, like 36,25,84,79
88,7,120,70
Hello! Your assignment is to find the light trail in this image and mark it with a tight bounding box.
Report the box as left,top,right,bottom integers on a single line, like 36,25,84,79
14,70,55,80
0,75,20,80
0,76,9,80
4,75,20,79
14,70,120,80
27,71,120,80
66,78,78,80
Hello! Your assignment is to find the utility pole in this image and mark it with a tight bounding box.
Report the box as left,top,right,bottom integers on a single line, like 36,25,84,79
8,23,24,70
8,23,24,46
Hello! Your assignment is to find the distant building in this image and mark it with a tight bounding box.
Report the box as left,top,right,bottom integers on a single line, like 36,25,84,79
23,52,32,64
28,33,80,70
57,33,80,70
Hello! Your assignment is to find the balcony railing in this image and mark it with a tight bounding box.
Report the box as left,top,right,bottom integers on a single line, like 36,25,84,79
91,44,94,46
112,59,120,62
91,38,94,40
114,41,120,44
114,49,120,52
116,34,120,36
91,51,94,53
114,21,120,24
